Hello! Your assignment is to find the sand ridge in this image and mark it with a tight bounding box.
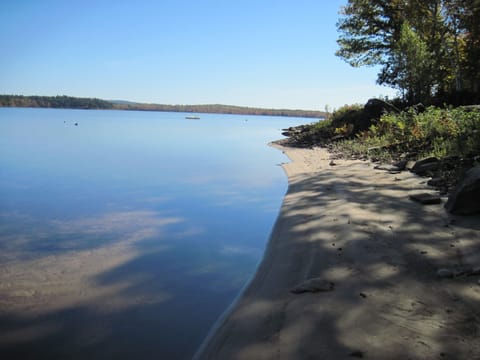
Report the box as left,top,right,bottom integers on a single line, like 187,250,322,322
196,144,480,360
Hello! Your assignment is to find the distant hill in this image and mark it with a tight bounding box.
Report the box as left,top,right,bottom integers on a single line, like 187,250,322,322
0,95,327,119
108,99,140,105
0,95,114,110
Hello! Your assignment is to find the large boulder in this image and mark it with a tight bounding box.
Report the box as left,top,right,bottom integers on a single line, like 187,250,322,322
410,157,440,176
356,98,400,133
445,165,480,215
409,193,442,205
330,99,399,136
330,107,367,133
363,98,400,120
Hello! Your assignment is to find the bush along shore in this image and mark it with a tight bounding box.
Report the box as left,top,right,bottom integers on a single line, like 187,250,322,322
280,99,480,215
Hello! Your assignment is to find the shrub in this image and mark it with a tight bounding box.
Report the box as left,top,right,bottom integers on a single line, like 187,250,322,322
294,103,480,164
366,106,480,159
307,118,335,140
331,104,364,120
330,104,364,133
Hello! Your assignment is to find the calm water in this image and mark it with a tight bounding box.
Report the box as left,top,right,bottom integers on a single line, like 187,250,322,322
0,108,307,359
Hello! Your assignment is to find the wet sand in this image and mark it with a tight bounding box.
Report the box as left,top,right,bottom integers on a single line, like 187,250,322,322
196,144,480,360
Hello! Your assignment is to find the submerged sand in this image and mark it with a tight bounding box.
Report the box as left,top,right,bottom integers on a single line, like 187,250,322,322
196,144,480,360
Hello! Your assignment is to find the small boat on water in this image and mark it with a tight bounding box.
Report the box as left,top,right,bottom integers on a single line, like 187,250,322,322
185,116,200,120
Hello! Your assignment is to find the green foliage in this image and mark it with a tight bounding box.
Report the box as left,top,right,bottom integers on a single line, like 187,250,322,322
330,104,364,120
311,118,333,131
336,0,395,67
330,103,382,136
357,106,480,158
333,137,395,163
330,104,364,133
336,0,480,105
331,106,480,164
387,22,433,104
303,119,335,140
334,123,355,136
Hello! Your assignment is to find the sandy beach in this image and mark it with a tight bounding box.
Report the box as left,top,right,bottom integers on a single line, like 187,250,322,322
196,144,480,360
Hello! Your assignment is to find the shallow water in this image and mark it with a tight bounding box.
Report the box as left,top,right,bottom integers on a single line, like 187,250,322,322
0,108,308,359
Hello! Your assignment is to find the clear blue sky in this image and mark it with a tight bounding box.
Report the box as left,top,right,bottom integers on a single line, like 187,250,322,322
0,0,396,110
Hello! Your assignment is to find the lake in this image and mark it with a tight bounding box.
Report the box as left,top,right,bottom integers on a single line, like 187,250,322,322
0,108,308,359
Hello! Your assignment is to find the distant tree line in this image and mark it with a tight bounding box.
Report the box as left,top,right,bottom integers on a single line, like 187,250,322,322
336,0,480,106
0,95,114,109
0,95,327,118
113,102,326,118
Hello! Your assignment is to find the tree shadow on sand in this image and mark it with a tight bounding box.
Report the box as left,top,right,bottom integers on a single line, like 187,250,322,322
197,163,480,359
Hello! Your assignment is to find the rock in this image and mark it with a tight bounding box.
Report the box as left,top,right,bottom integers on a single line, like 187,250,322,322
409,193,442,205
329,160,337,166
470,266,480,276
428,177,447,188
411,157,440,175
462,105,480,112
445,165,480,215
349,350,364,358
329,99,399,136
405,160,417,171
331,135,346,142
437,268,454,278
393,160,408,171
374,164,402,172
410,103,426,113
291,278,334,294
364,98,400,119
437,266,480,278
442,155,460,167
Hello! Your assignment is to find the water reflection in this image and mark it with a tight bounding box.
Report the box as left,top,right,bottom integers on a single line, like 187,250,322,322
0,108,308,359
0,210,182,316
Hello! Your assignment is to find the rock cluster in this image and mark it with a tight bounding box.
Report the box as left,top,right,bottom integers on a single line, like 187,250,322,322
406,157,480,215
445,165,480,215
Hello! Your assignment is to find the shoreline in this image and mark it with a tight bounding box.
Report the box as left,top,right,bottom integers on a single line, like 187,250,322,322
195,144,480,359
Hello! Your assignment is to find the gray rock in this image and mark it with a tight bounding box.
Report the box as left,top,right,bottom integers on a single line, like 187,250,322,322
437,266,480,278
364,98,400,118
411,157,440,175
445,165,480,215
393,160,408,171
428,177,447,187
349,350,364,358
462,105,480,112
472,266,480,275
291,278,334,294
374,164,402,172
409,193,442,205
437,268,454,278
329,99,399,136
405,160,417,171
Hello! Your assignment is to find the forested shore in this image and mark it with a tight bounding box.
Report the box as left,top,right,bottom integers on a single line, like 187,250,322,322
336,0,480,107
0,95,326,119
